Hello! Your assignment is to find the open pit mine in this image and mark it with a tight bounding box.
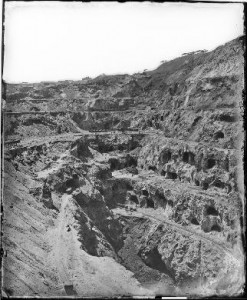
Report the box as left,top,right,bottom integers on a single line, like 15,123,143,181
1,36,245,297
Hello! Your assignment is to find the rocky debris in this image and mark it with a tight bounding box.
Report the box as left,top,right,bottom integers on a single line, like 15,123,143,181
2,36,244,297
138,135,241,193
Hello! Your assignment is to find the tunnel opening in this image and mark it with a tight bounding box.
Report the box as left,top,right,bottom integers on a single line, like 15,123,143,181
167,172,177,180
161,115,164,121
129,194,139,204
146,198,154,208
182,152,189,163
148,166,157,171
155,191,167,208
109,158,120,170
142,189,149,197
211,224,221,232
192,116,202,127
126,155,137,167
168,200,174,207
207,158,216,169
213,180,225,189
64,285,77,296
202,182,209,190
118,145,125,151
161,150,172,163
191,217,200,225
214,131,225,139
195,179,200,186
160,170,166,176
98,144,114,152
219,114,235,122
206,206,219,216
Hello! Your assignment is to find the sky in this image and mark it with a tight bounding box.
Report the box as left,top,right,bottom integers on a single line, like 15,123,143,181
3,2,244,83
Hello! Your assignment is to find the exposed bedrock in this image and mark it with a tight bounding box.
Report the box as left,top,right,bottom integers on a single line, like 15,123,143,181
3,36,244,297
116,215,243,296
137,135,241,193
107,174,241,243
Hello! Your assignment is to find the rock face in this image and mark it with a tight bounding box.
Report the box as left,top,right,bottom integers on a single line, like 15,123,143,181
2,36,245,297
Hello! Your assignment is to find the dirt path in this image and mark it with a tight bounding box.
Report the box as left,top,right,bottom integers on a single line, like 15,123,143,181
53,194,75,287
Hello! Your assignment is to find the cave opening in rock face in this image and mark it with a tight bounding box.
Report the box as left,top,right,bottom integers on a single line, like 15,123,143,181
148,166,157,171
168,200,174,207
214,131,224,139
142,189,149,196
191,116,202,127
161,170,166,176
162,151,172,163
118,145,125,151
207,158,216,169
167,172,177,180
64,285,77,296
182,152,189,163
146,198,154,208
130,194,139,204
191,217,200,225
126,155,137,167
195,179,200,186
206,206,219,216
219,114,235,122
110,158,119,170
213,180,225,189
211,224,221,232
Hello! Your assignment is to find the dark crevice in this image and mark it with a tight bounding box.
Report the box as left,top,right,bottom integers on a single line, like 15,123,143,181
206,206,219,216
146,198,154,208
64,285,77,295
129,194,139,204
168,200,174,207
213,180,225,189
195,179,200,186
207,158,216,169
138,248,175,281
161,150,172,163
219,114,236,122
214,131,224,139
211,224,221,232
182,152,195,165
191,116,202,127
167,172,177,180
160,170,166,176
142,189,149,196
148,166,157,171
191,217,200,225
202,182,209,190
